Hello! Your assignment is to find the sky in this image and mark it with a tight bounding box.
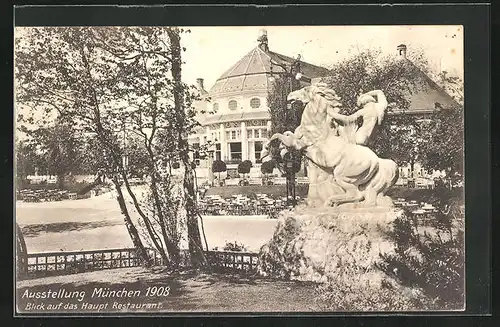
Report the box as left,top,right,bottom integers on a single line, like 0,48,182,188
180,25,464,90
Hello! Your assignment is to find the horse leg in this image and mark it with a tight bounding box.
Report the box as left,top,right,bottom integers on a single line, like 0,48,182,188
362,159,398,207
324,174,364,207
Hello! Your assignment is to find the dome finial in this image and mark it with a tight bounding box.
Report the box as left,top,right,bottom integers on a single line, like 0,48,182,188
257,29,269,52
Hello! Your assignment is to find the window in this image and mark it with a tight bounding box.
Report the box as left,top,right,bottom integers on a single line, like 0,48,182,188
228,100,238,110
255,128,267,139
226,129,241,140
255,141,263,162
193,143,200,160
229,142,242,161
212,102,219,113
247,129,254,139
250,98,261,109
215,143,221,161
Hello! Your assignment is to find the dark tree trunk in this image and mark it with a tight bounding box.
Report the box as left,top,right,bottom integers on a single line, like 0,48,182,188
112,177,153,266
167,27,207,268
16,223,28,277
57,174,65,190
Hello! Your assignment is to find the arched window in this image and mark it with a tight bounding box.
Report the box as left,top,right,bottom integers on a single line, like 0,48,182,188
212,102,219,113
228,100,238,110
250,98,261,109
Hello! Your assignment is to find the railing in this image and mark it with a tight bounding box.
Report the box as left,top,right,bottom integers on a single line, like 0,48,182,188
205,251,259,273
21,248,162,279
18,248,260,278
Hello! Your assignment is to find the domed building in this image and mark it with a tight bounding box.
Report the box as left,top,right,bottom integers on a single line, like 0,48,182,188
187,31,460,187
188,30,329,183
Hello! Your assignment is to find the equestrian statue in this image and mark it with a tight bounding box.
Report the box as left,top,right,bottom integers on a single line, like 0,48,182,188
261,83,398,208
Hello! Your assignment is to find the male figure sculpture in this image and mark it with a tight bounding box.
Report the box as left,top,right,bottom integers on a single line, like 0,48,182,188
329,90,388,145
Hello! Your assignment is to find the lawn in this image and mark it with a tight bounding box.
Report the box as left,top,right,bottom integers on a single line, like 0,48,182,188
16,267,323,313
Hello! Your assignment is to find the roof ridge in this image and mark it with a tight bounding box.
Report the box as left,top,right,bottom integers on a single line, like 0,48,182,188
216,47,257,81
240,48,257,92
403,59,460,106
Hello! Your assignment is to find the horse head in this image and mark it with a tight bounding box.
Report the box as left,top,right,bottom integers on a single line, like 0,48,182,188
261,131,297,162
269,131,296,148
287,83,342,109
287,83,343,145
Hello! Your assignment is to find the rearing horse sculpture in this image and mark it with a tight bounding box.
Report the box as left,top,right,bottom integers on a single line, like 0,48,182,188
263,84,398,208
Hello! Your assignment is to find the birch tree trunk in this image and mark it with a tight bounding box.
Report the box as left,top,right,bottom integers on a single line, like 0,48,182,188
166,27,207,268
112,176,153,266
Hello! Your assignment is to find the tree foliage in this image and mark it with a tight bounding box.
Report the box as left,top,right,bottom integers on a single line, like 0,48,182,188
419,105,464,178
23,118,84,188
320,48,432,169
15,138,42,183
238,160,253,175
267,76,304,135
15,26,205,267
260,159,276,175
212,160,227,174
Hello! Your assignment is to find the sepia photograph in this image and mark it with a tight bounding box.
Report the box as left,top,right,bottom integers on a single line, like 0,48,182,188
14,24,466,314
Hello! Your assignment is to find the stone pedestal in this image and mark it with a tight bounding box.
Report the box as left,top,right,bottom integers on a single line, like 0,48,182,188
258,206,401,288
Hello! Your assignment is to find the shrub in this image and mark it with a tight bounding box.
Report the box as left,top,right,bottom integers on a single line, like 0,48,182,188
314,279,431,311
222,241,247,252
238,160,253,176
377,195,465,309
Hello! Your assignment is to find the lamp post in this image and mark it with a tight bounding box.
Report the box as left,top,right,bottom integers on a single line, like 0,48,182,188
207,144,215,187
269,56,306,207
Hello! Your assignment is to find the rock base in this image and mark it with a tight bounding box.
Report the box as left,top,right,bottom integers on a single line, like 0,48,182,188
258,205,401,289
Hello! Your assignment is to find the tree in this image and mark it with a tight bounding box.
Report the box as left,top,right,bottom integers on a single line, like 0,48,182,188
238,160,253,179
419,104,464,180
124,134,151,178
16,222,28,278
22,118,84,189
166,27,207,268
268,76,304,136
15,26,206,267
261,159,276,185
418,72,464,181
15,138,41,186
212,160,227,184
15,26,153,265
260,159,276,175
318,47,435,175
436,71,464,105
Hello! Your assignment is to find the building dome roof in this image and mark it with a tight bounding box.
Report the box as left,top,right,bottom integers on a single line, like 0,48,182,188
209,41,330,96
